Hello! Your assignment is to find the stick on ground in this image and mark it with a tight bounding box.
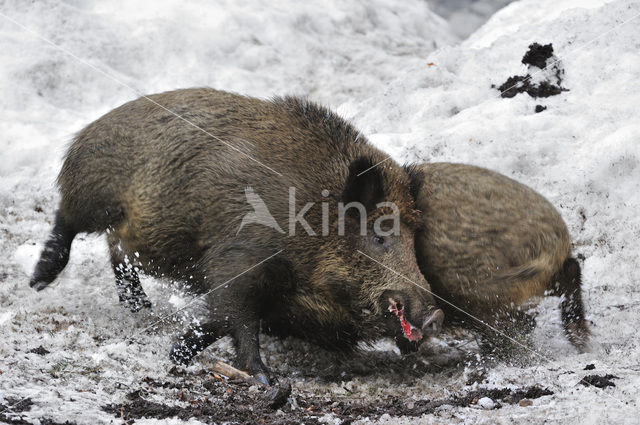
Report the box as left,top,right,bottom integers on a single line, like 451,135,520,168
212,361,264,385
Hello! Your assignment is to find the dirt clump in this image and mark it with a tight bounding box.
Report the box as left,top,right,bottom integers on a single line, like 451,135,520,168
496,42,567,98
521,42,554,69
580,374,619,389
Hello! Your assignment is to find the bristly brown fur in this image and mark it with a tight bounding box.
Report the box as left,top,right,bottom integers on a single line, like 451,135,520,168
410,162,590,352
31,88,442,382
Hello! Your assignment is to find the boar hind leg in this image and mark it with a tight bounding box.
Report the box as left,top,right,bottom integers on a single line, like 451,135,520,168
107,234,151,312
551,257,590,351
230,314,270,385
30,211,77,291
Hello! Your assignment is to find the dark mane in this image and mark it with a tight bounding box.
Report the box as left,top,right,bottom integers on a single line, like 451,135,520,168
272,96,366,150
403,163,426,203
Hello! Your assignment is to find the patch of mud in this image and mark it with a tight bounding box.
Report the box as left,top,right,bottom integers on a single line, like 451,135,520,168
498,77,565,98
0,398,33,413
27,345,50,356
0,397,77,425
0,418,77,425
580,374,619,389
496,42,567,98
521,43,554,69
104,373,553,424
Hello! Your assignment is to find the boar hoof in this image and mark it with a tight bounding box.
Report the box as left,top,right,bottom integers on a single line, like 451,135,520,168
422,309,445,337
254,372,271,386
29,277,50,291
236,359,274,386
565,321,591,353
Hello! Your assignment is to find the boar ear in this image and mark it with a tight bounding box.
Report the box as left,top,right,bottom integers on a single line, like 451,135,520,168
342,156,385,210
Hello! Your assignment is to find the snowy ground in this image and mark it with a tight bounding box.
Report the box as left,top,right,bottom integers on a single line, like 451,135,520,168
1,0,640,423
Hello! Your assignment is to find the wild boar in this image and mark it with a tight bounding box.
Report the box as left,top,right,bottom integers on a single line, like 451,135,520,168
407,162,589,352
29,88,444,383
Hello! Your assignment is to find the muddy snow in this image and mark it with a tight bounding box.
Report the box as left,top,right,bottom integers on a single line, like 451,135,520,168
1,0,639,423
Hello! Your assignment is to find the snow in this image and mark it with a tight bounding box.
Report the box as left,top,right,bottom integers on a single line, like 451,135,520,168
1,0,640,423
476,397,495,409
12,242,41,275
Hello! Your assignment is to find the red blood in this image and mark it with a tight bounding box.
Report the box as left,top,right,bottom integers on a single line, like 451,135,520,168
389,301,422,341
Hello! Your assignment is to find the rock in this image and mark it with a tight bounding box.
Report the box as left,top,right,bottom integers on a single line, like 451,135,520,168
261,380,292,410
519,398,533,407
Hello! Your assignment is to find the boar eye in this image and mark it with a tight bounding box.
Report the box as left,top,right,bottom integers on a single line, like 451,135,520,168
372,235,386,245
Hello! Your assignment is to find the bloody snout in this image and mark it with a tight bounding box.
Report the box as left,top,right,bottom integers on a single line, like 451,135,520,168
383,289,444,341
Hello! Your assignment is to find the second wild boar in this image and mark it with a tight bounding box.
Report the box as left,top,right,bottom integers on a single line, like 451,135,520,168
407,162,590,352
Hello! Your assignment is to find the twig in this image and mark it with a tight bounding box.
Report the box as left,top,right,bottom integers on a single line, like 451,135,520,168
212,361,266,387
120,406,129,425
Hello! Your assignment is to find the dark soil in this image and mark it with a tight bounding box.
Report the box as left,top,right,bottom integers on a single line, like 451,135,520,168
103,375,553,424
498,77,566,99
0,397,77,425
0,397,33,413
580,374,619,389
496,42,567,99
28,345,50,356
0,418,77,425
522,43,554,69
264,344,454,384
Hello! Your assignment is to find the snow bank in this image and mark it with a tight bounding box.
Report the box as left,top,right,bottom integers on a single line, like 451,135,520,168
0,0,455,221
351,1,640,324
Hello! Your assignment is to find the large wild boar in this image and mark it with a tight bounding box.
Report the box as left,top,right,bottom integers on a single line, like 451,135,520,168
29,88,444,384
406,163,589,352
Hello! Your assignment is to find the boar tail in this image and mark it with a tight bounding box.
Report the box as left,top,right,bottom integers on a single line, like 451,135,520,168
482,254,559,307
29,210,77,291
492,263,545,282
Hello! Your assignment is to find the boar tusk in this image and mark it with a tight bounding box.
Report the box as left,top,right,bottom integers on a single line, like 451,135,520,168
422,308,444,337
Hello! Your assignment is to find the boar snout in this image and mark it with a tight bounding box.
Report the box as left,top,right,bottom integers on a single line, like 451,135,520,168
383,290,443,343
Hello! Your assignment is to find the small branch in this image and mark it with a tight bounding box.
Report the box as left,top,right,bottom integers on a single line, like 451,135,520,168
212,361,265,386
120,406,129,425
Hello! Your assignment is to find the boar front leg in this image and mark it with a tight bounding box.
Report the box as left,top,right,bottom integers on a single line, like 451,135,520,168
171,251,276,385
